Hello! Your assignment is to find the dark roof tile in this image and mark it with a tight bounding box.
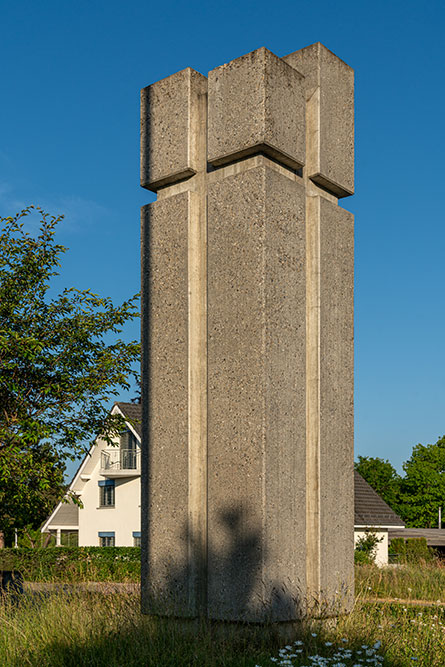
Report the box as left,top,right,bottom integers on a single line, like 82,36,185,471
354,470,405,527
115,402,142,437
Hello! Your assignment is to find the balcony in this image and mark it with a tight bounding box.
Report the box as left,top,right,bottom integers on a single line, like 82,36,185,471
100,448,141,478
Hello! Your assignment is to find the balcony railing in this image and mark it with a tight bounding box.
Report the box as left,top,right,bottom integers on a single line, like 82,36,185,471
100,449,141,476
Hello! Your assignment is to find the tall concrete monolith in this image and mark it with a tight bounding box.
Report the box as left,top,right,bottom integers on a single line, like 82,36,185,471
140,43,354,625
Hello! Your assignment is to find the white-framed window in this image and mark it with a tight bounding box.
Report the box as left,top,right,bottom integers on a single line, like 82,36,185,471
133,531,141,547
99,532,115,547
99,480,115,507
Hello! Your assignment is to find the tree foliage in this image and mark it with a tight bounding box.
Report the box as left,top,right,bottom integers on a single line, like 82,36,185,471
0,207,140,539
355,438,445,529
398,436,445,528
0,444,65,539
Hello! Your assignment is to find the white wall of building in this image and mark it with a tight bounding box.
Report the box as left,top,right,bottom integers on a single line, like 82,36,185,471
354,529,388,567
78,477,140,546
76,435,140,547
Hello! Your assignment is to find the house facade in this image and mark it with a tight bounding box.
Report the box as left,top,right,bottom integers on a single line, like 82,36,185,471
42,402,141,547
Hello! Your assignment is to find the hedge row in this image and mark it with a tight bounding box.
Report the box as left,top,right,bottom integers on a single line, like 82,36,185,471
389,537,435,563
0,547,141,582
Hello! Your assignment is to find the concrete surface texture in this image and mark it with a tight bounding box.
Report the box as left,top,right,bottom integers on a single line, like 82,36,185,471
140,42,354,624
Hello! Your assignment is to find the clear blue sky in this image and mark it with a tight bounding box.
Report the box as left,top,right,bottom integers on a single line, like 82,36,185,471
1,0,444,479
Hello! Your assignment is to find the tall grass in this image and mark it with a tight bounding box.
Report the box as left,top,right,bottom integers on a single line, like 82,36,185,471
356,561,445,602
0,590,273,667
0,563,443,666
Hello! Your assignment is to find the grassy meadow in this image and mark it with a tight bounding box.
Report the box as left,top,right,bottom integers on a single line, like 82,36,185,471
0,562,443,666
355,561,445,603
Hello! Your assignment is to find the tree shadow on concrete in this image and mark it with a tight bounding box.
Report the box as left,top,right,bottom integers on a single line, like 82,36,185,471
142,502,328,626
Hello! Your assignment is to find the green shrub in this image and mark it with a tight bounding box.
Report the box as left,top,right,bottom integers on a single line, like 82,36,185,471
0,547,141,582
389,537,434,564
406,537,435,562
354,549,372,565
388,536,406,562
354,529,383,564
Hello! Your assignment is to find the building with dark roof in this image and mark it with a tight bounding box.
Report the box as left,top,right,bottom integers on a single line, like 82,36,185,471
354,469,405,565
354,470,404,528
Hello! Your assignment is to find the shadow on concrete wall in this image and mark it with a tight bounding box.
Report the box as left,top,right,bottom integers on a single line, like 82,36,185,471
142,502,312,624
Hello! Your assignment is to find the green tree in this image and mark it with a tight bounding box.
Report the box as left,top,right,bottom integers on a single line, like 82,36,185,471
0,207,140,545
398,436,445,528
0,444,66,546
354,455,401,510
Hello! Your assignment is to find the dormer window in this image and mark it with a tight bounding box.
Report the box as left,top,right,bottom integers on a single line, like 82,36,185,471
100,425,140,476
120,428,138,469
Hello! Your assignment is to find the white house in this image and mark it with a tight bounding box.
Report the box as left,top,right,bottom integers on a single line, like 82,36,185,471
44,403,405,563
353,470,405,566
42,402,141,547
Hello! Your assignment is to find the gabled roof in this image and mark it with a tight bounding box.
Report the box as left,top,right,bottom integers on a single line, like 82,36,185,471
41,498,79,532
354,470,405,528
115,402,141,437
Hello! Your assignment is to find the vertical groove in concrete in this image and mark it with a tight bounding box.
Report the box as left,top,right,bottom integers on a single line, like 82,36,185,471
187,88,208,616
260,168,267,608
306,88,320,184
140,204,150,614
305,67,322,600
306,194,321,601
